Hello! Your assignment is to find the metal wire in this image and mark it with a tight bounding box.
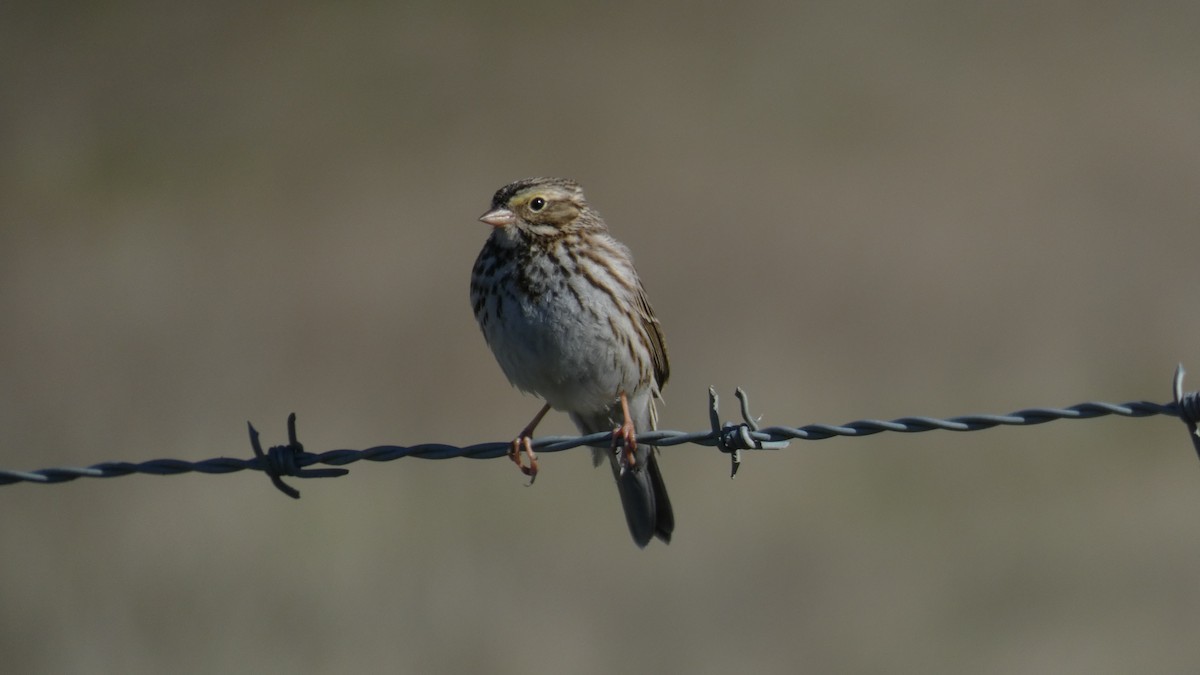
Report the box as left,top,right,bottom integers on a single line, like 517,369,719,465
2,365,1198,496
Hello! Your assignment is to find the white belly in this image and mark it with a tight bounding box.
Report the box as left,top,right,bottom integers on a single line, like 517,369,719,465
481,281,640,414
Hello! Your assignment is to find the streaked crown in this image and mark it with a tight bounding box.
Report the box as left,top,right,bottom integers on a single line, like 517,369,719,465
482,177,596,233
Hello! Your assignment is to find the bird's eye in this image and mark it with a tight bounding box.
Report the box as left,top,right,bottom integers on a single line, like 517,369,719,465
529,197,546,212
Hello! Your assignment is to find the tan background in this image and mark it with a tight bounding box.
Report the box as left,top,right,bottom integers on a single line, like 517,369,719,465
3,2,1199,673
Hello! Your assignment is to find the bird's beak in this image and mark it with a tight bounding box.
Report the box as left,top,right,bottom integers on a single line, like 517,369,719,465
479,207,516,228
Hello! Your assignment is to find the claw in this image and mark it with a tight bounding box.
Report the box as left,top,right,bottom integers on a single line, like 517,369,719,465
613,391,638,475
509,402,551,486
508,435,538,485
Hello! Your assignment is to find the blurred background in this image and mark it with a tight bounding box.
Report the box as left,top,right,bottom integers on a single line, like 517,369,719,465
2,1,1199,673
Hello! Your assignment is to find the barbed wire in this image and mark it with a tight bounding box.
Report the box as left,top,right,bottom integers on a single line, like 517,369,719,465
3,365,1199,497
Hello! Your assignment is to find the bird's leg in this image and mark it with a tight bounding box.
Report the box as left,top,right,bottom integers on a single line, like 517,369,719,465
510,402,551,484
613,391,638,475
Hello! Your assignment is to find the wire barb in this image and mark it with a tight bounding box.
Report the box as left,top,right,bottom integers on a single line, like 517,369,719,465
248,412,349,499
708,387,739,478
1172,365,1200,463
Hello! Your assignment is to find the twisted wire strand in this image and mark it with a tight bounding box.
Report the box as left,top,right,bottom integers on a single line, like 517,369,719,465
1,373,1193,493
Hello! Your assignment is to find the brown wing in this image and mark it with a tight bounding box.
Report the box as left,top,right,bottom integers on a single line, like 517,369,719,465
636,285,670,391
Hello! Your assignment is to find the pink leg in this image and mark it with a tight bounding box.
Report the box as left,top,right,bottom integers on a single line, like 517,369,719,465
613,391,638,474
510,403,551,484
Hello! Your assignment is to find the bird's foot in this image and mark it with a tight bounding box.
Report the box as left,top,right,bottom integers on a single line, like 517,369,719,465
508,435,538,485
508,402,550,486
613,392,639,476
612,424,639,476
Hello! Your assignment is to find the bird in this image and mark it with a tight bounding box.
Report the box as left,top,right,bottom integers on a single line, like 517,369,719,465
469,177,674,547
